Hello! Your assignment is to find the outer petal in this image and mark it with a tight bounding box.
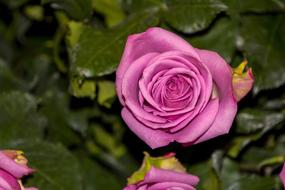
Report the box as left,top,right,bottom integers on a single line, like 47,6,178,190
280,163,285,187
0,152,33,178
121,108,173,149
122,53,167,124
137,185,147,190
123,185,137,190
0,169,21,190
148,182,195,190
25,188,39,190
116,27,201,104
194,49,238,143
174,99,219,144
141,167,199,186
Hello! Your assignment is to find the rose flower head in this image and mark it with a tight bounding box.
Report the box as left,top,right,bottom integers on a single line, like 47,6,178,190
0,150,38,190
124,152,199,190
116,27,254,149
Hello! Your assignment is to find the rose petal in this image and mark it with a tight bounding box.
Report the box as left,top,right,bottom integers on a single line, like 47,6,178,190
0,152,33,178
140,58,190,112
141,167,199,186
122,53,168,124
141,51,212,116
148,182,195,190
123,185,136,190
134,51,213,131
232,65,254,101
0,169,21,190
194,49,237,143
121,108,172,149
142,67,197,112
174,98,219,144
116,27,201,104
137,185,148,190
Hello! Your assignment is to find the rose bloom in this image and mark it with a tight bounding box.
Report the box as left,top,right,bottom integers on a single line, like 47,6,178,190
124,167,199,190
0,150,37,190
280,163,285,187
116,27,253,149
124,152,199,190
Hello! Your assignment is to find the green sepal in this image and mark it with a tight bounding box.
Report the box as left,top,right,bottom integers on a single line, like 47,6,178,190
127,152,186,185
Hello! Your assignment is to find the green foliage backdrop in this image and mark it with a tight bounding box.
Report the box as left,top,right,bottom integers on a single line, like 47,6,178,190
0,0,285,189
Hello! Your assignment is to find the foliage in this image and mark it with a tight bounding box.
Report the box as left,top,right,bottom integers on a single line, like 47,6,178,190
0,0,285,189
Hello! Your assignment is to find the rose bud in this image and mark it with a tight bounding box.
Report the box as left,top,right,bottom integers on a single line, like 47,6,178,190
116,27,254,149
0,169,22,190
0,150,37,190
232,60,254,101
124,152,199,190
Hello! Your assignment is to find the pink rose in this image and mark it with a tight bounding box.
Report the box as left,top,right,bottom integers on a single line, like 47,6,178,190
124,167,199,190
280,163,285,187
0,150,38,190
124,152,199,190
116,27,253,149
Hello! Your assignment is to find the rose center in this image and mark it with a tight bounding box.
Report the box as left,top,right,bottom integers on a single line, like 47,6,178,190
165,75,191,98
151,73,194,110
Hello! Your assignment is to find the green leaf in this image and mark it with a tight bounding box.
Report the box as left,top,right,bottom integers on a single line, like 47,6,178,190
225,175,276,190
263,95,285,110
228,117,284,158
0,59,26,92
0,0,30,8
227,136,253,158
0,91,45,147
40,91,90,144
227,120,282,158
98,80,116,108
227,108,285,158
0,32,13,62
92,0,126,27
163,0,227,34
235,108,285,134
92,124,126,157
69,10,159,78
242,146,285,168
189,161,220,190
189,17,237,62
4,11,31,44
122,0,164,12
219,158,276,190
220,158,240,189
66,21,84,49
222,0,285,15
70,77,97,99
240,15,285,93
24,5,44,21
79,155,122,190
12,54,54,94
41,0,92,20
17,141,83,190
